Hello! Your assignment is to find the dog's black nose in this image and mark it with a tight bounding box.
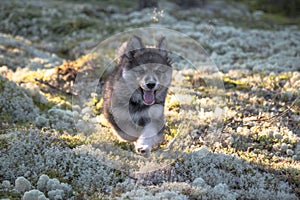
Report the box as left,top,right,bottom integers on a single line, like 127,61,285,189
146,83,156,89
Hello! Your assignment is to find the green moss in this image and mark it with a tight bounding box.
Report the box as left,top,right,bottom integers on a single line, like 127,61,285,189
0,190,21,200
43,169,66,183
65,0,138,10
278,73,291,80
223,77,249,90
0,137,9,150
233,0,300,17
165,121,179,138
0,78,5,90
34,101,53,112
21,72,44,83
59,134,87,148
167,99,181,112
261,13,299,25
112,139,135,151
5,5,42,22
0,113,13,124
46,94,72,110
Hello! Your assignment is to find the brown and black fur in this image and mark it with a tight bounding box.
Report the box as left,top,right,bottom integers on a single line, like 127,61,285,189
102,36,172,154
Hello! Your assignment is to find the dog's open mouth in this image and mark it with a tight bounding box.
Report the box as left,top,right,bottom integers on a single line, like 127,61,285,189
142,89,155,105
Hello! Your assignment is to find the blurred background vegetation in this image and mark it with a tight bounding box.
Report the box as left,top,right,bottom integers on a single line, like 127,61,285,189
233,0,300,17
138,0,300,18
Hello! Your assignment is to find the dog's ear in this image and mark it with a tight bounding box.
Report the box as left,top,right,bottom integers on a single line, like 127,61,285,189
125,35,145,58
157,36,168,57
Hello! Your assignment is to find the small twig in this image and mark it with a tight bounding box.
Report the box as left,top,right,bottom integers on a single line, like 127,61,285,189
163,138,176,151
35,78,75,96
258,96,299,123
122,171,138,181
223,97,299,129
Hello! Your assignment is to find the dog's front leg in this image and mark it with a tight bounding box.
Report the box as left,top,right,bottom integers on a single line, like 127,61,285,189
135,124,164,154
135,123,164,154
135,104,165,154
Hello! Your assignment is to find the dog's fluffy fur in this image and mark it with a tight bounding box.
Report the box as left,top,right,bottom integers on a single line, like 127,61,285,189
103,36,172,154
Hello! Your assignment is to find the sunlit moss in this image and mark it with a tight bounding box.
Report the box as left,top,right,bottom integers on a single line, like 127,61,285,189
59,134,87,148
88,95,103,115
166,95,181,112
223,76,249,90
44,94,72,110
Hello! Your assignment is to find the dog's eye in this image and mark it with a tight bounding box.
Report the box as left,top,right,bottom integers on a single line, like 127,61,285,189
132,68,145,74
155,66,169,73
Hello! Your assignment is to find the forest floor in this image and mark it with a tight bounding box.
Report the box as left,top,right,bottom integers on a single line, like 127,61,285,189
0,0,299,199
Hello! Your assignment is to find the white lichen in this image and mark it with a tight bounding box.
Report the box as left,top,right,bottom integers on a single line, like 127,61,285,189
48,189,64,200
0,75,39,122
21,82,48,104
1,180,11,189
22,189,48,200
15,176,32,193
37,174,50,192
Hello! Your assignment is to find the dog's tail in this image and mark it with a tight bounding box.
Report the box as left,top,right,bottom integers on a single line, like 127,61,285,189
115,41,128,64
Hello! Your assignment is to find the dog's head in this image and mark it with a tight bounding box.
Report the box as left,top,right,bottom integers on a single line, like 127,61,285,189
119,36,172,105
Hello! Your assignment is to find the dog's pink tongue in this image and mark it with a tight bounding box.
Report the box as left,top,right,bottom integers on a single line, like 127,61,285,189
143,90,155,105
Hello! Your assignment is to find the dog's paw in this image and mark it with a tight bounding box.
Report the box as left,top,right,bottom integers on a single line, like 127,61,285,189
135,144,151,154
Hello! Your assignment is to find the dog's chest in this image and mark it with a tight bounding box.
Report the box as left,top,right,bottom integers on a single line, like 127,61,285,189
128,103,151,127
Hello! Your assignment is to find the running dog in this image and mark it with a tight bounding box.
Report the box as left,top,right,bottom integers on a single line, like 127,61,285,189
103,35,172,154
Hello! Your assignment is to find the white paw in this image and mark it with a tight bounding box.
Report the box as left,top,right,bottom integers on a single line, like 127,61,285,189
135,144,151,154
